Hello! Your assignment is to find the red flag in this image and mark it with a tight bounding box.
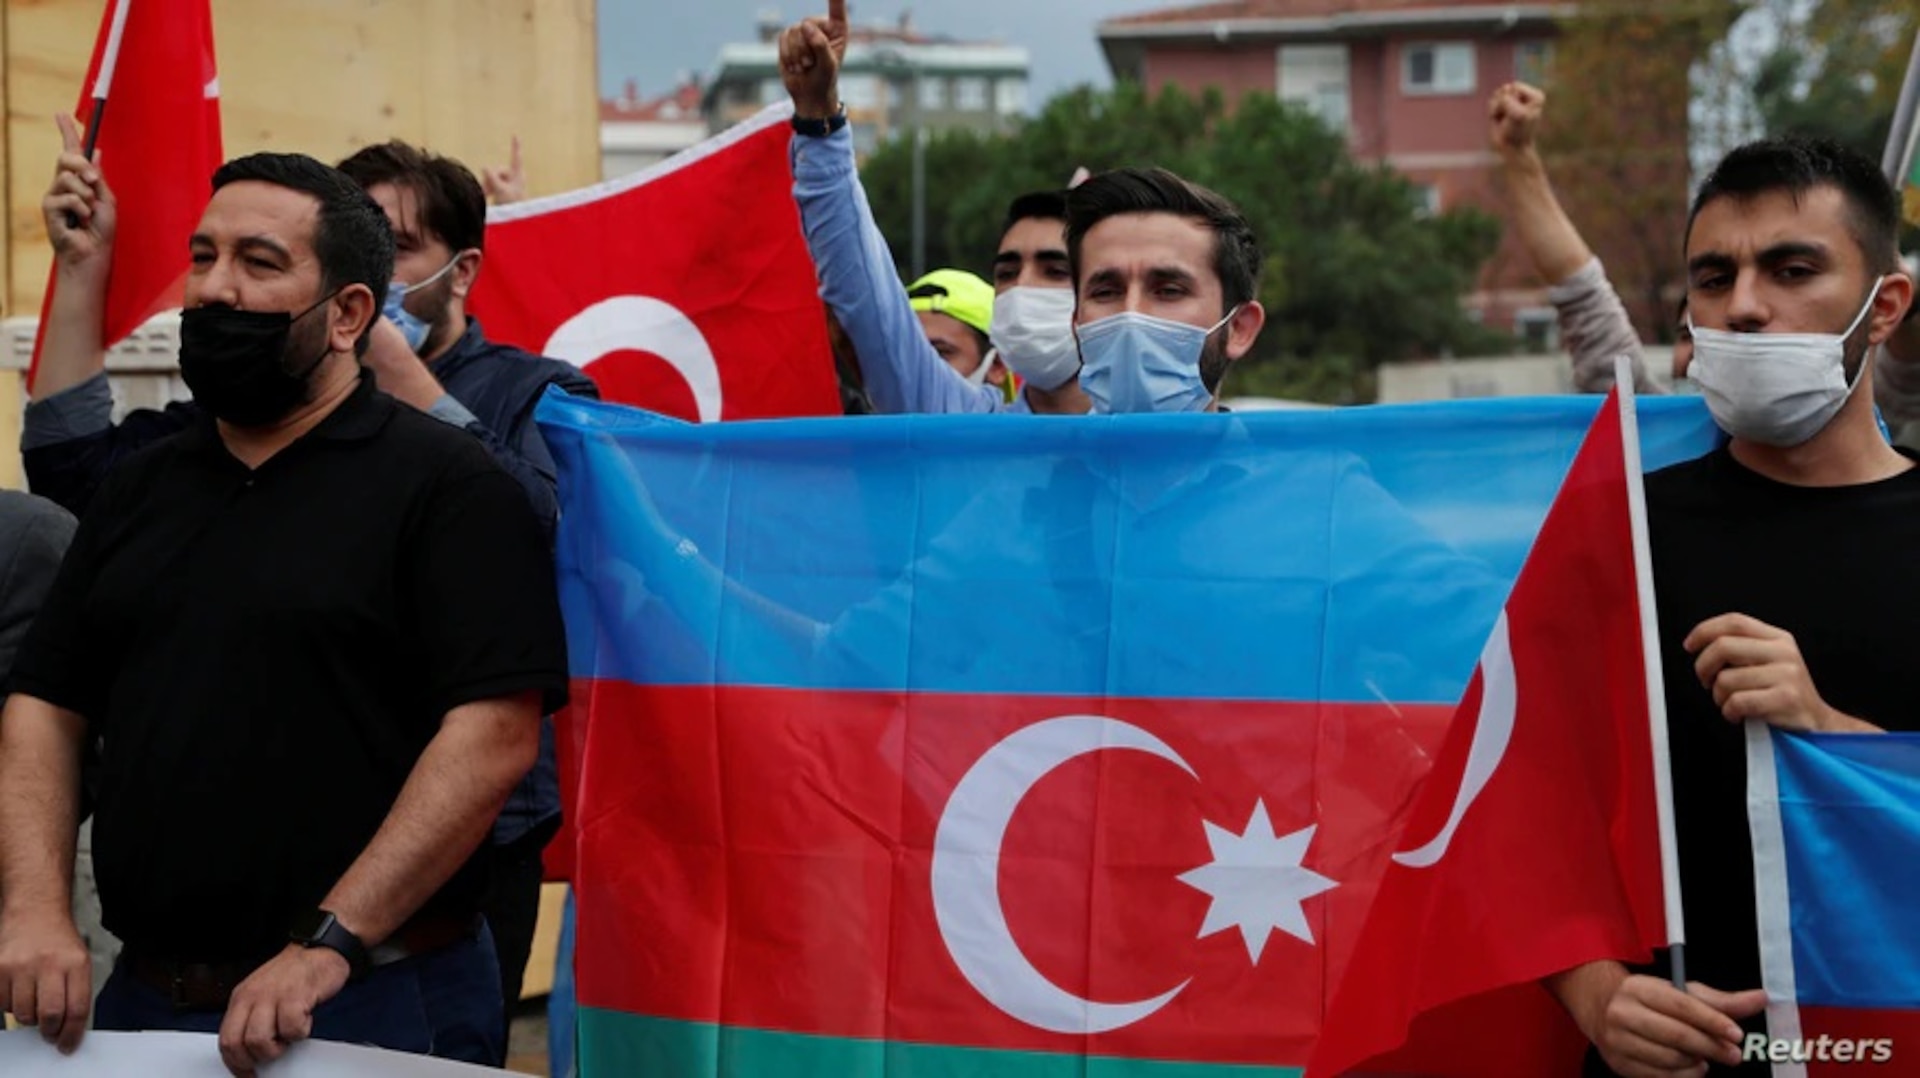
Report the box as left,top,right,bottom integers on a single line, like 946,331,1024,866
1308,385,1676,1077
28,0,223,392
469,105,839,422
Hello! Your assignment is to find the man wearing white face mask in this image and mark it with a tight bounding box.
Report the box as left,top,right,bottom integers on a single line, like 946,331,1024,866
1545,137,1920,1078
780,0,1090,415
1062,167,1267,414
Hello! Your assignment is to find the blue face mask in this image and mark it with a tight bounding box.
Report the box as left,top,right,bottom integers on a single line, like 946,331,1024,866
382,255,460,354
1076,307,1238,414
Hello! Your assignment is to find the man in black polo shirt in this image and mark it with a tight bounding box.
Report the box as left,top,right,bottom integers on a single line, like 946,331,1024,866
21,123,594,1030
0,152,567,1074
1544,138,1920,1076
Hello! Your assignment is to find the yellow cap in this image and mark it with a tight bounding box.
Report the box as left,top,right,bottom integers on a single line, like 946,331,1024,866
906,269,994,337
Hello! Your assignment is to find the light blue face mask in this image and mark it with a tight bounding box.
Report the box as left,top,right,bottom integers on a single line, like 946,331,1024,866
382,255,461,354
1076,307,1237,414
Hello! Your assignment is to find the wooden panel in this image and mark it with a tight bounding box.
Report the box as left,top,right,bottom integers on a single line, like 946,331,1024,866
3,0,601,320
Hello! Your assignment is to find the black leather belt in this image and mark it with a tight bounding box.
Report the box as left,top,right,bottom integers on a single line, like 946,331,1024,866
124,912,483,1011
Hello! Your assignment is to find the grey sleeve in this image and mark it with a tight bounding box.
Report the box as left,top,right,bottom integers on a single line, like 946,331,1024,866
1551,258,1663,396
22,372,115,450
0,495,79,685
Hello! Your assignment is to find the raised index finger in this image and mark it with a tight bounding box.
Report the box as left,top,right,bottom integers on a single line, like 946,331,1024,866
55,113,83,155
827,0,847,29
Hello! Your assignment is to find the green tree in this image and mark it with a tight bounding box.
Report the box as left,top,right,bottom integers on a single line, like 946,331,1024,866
1539,1,1738,342
858,83,1506,403
1749,0,1918,163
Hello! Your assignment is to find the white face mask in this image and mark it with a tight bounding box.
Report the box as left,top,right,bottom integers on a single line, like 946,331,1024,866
989,287,1080,391
963,348,998,387
1687,277,1882,447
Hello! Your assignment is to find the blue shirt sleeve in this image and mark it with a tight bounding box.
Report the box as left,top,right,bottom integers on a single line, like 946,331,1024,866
790,127,1005,415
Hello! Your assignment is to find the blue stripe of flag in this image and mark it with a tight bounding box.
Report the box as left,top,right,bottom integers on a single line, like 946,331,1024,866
537,391,1715,704
1776,730,1920,1009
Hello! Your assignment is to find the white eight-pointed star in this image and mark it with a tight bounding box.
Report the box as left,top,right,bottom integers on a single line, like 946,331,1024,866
1175,800,1338,963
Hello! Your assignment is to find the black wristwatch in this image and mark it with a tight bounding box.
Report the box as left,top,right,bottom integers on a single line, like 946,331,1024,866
289,909,371,978
791,102,848,138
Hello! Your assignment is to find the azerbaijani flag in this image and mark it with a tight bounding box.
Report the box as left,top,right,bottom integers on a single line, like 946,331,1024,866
536,393,1717,1076
1745,725,1920,1073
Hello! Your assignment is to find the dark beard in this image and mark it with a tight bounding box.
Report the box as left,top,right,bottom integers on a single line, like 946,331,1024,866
1841,316,1874,385
280,299,335,406
1199,329,1232,395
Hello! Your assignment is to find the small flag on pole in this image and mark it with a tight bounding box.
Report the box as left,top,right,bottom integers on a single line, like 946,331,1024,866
28,0,223,394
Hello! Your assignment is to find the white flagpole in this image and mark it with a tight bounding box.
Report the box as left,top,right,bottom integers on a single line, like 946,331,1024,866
1880,27,1920,185
1614,355,1688,988
90,0,132,104
65,0,129,226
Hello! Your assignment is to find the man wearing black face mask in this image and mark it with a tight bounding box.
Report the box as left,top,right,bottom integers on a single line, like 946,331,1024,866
1544,138,1920,1078
23,130,597,536
23,129,592,1027
0,153,569,1076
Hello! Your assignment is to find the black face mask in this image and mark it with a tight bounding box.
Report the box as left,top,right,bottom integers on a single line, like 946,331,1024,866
178,293,337,427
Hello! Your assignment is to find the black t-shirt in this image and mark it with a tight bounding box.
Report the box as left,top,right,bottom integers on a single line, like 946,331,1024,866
1586,446,1920,1076
10,375,570,964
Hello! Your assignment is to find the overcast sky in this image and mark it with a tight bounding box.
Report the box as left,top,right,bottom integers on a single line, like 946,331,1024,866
597,0,1162,108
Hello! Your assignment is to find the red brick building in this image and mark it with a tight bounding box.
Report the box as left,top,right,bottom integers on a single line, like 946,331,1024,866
1097,0,1683,344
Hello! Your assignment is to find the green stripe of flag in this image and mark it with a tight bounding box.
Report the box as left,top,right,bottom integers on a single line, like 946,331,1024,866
578,1008,1305,1078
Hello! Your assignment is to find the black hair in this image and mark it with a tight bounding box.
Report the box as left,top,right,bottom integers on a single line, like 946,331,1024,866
336,140,488,255
1688,137,1901,273
1002,189,1068,237
210,153,394,352
1064,167,1262,312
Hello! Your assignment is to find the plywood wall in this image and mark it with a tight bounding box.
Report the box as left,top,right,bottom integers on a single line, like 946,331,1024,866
2,0,601,321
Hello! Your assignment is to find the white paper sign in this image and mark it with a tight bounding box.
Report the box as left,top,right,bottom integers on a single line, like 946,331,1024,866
0,1029,500,1076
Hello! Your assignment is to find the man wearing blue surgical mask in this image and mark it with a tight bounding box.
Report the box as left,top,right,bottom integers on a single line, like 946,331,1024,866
1064,168,1267,414
1546,137,1920,1078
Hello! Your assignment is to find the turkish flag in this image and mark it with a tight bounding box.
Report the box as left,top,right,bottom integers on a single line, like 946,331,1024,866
1308,385,1674,1077
29,0,223,392
468,104,840,422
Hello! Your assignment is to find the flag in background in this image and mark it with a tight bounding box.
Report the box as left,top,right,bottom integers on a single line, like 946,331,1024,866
28,0,223,392
1309,384,1678,1077
1745,725,1920,1074
470,104,840,423
536,392,1718,1077
1882,28,1920,224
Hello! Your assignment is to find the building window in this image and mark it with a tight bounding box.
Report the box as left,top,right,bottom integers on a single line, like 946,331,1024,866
1514,306,1559,352
759,78,786,105
954,77,989,111
1402,42,1477,95
995,77,1028,116
1278,44,1350,133
840,73,879,111
918,76,947,111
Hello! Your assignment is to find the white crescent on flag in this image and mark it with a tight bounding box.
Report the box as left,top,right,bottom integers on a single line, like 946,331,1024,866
930,716,1195,1034
542,295,725,423
1392,610,1517,868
